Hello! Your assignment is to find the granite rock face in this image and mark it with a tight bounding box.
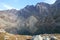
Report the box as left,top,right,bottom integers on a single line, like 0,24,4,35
0,0,60,35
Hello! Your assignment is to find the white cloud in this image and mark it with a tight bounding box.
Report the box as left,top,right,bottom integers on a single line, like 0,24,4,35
2,3,15,9
0,3,19,10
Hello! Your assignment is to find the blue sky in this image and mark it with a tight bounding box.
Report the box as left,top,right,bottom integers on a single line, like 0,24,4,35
0,0,56,10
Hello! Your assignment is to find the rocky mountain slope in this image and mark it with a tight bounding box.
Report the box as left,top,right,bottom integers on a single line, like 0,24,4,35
0,0,60,35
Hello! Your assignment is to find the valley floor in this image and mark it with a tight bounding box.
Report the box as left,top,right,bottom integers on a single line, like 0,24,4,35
0,32,60,40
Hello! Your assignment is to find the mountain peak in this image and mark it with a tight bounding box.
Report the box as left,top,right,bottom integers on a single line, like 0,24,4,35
54,0,60,4
36,2,49,6
56,0,60,2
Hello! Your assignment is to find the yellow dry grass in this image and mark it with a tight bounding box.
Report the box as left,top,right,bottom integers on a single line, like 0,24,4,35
0,32,32,40
0,32,60,40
